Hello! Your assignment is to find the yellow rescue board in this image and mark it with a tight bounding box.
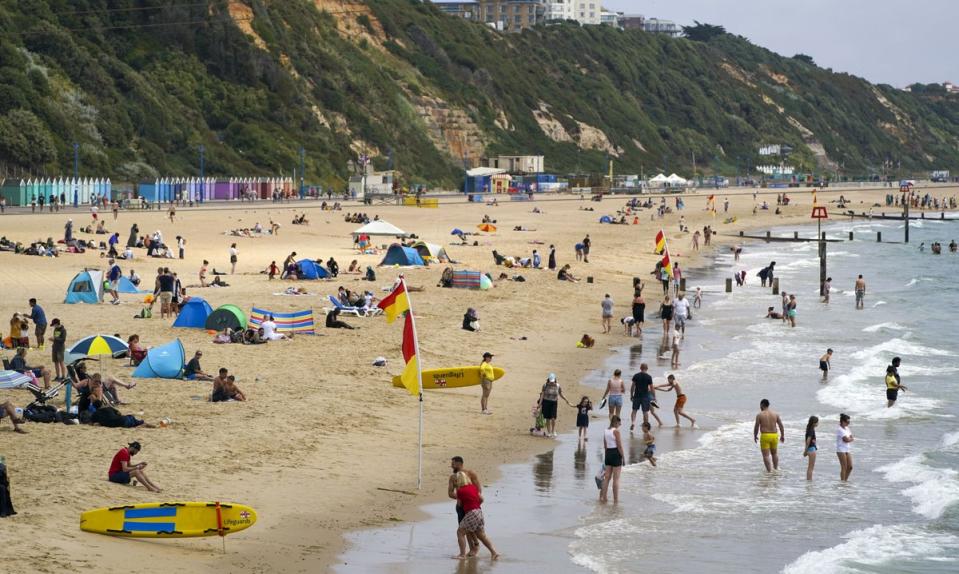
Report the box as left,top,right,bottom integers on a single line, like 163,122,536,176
392,366,506,390
80,501,257,538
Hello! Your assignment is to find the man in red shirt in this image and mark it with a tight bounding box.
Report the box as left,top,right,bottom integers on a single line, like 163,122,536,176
108,442,162,492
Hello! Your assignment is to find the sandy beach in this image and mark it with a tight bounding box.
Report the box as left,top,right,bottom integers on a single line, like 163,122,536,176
0,184,954,573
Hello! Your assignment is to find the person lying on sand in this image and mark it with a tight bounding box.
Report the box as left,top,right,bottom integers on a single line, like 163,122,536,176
1,400,27,434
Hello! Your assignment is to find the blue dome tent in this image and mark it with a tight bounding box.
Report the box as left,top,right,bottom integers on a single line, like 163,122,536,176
117,276,148,294
297,260,330,280
378,244,425,267
64,270,104,304
173,298,214,328
132,339,186,379
599,215,613,223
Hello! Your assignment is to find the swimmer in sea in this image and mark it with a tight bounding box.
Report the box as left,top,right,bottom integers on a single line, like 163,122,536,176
766,306,783,320
819,349,833,381
753,398,785,472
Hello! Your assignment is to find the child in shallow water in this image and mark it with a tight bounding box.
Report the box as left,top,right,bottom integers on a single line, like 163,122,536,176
641,422,657,467
576,396,593,441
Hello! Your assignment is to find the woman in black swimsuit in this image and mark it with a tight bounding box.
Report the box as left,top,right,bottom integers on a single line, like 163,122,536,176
660,295,674,333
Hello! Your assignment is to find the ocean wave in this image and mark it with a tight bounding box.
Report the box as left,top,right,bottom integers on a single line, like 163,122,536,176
875,452,959,519
905,277,935,287
861,322,907,333
943,431,959,448
781,524,959,574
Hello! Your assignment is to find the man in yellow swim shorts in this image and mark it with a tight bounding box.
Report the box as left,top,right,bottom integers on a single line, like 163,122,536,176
753,398,785,472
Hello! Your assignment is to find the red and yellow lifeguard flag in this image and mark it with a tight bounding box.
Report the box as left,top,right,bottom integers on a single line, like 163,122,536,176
654,229,667,254
399,313,420,395
661,249,673,276
377,281,410,323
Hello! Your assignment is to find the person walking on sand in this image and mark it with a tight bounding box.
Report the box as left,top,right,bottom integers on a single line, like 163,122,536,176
601,294,614,334
836,414,854,481
582,234,591,263
106,258,122,305
108,441,161,493
479,352,495,415
655,374,696,427
177,236,185,259
855,274,866,309
692,230,701,251
452,471,499,560
804,416,819,481
168,204,176,223
599,415,625,503
548,244,556,270
753,399,785,472
448,457,481,556
886,359,907,407
229,243,238,274
600,369,626,421
820,349,833,381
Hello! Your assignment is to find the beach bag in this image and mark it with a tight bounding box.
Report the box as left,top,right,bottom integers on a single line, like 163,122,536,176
24,405,58,423
594,464,606,489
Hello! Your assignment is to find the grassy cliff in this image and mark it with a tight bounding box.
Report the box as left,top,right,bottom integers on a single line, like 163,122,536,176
0,0,956,187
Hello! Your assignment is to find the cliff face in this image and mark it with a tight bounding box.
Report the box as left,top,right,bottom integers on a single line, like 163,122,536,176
0,0,957,186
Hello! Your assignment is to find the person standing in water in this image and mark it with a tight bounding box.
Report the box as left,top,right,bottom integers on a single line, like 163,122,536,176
787,294,798,328
855,274,866,309
836,414,854,481
804,416,819,481
753,399,785,472
448,456,481,556
599,415,624,503
640,421,657,466
655,374,696,427
822,277,832,303
886,359,907,407
819,349,833,381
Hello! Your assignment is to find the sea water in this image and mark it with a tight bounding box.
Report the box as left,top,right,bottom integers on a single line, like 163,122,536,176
570,217,959,574
338,217,958,574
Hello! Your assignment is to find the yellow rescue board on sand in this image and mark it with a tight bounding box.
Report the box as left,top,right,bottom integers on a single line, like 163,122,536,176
80,501,257,538
393,366,506,390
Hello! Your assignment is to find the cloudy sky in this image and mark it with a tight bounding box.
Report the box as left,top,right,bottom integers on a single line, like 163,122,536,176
603,0,957,87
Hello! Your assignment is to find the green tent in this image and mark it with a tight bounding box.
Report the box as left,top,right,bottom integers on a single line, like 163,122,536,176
204,304,247,331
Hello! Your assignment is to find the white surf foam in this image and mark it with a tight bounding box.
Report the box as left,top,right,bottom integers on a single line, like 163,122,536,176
876,453,959,519
943,431,959,448
782,524,959,574
861,322,907,333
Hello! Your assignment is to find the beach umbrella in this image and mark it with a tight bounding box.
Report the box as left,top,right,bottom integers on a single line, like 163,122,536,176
0,370,32,390
477,223,497,232
67,334,128,358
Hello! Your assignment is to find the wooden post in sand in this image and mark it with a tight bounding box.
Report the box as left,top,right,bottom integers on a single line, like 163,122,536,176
772,278,779,295
679,278,686,292
794,231,799,239
849,231,854,240
765,231,771,241
877,231,882,242
725,278,732,292
739,230,744,237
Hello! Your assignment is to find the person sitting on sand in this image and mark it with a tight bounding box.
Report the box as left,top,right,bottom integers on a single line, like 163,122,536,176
557,264,579,282
127,335,147,365
183,351,215,381
1,400,27,434
261,315,292,340
346,259,360,274
108,441,161,493
578,334,595,348
325,308,355,330
462,308,479,332
9,347,51,390
212,372,246,402
452,471,499,560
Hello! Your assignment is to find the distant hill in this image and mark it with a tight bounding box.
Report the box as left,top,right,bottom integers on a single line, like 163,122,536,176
0,0,957,187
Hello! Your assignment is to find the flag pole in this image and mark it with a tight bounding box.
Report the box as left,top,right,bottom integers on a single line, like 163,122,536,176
401,278,425,490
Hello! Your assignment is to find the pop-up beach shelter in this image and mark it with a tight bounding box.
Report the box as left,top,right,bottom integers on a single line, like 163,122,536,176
116,276,148,294
599,215,613,223
379,244,425,266
204,304,247,331
132,338,186,379
352,220,408,238
297,259,330,279
412,241,450,263
64,270,104,304
173,298,214,328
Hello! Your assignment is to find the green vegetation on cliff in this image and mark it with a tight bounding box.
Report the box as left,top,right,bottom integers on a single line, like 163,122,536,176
0,0,956,186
